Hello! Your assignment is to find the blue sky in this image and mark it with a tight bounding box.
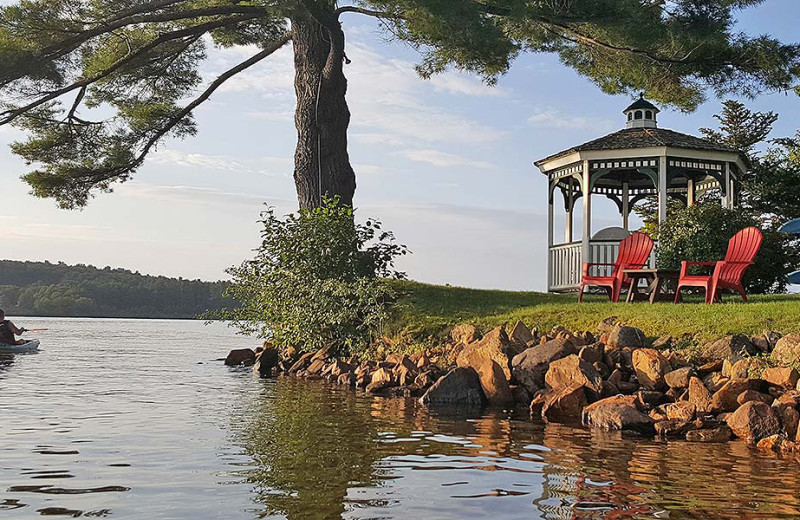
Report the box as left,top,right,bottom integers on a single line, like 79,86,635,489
0,0,798,290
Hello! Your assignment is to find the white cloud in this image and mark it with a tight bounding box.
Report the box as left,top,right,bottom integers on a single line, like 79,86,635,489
527,109,615,131
393,148,496,169
150,149,291,177
429,73,507,97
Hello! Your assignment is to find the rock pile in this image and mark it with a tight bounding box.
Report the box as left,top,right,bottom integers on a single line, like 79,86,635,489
225,320,800,456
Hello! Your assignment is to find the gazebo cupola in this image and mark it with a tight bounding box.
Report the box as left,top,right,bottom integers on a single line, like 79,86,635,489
535,97,749,293
624,94,659,129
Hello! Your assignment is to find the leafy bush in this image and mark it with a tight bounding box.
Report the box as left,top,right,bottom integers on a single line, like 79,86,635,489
656,202,798,294
219,198,409,356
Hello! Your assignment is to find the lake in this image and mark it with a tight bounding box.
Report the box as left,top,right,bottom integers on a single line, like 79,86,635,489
2,318,799,519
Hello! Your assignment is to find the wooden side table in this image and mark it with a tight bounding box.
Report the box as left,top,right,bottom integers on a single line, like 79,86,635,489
622,269,680,304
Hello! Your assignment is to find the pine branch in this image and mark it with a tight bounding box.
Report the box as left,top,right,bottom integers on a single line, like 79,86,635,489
0,14,262,125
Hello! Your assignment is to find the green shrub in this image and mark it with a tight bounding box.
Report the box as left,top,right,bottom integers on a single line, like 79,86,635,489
656,202,797,293
217,198,409,356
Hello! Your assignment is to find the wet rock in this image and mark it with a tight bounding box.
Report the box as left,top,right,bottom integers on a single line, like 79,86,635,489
756,434,798,454
254,346,280,376
632,348,669,390
772,333,800,365
686,426,732,443
474,359,513,406
337,372,355,386
419,367,486,407
451,323,479,345
578,343,604,365
582,395,655,434
774,403,800,440
736,390,773,406
607,326,648,349
366,367,395,393
544,354,603,398
509,321,535,347
726,401,781,443
655,418,702,438
703,335,757,361
414,370,438,389
665,401,697,422
542,384,587,423
510,384,531,406
711,379,756,413
664,367,693,389
224,348,256,367
289,351,315,373
511,338,575,393
763,367,800,390
457,326,514,380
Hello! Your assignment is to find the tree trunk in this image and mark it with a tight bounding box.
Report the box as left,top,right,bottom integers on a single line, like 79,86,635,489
291,13,356,210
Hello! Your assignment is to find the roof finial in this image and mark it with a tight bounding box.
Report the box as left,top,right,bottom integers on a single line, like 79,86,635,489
639,92,645,100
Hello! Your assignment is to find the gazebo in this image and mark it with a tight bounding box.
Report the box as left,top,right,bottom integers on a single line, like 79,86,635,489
535,96,749,293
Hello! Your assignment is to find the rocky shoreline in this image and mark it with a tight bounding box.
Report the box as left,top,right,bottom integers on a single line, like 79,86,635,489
225,318,800,458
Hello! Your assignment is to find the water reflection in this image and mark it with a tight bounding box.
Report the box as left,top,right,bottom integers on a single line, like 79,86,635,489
239,377,800,520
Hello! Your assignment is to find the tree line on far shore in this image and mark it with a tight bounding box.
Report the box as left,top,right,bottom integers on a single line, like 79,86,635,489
0,260,228,318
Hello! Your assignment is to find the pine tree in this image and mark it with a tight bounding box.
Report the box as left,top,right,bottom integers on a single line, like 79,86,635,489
1,1,799,209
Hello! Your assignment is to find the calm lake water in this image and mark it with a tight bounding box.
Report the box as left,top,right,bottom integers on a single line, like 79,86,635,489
2,318,800,519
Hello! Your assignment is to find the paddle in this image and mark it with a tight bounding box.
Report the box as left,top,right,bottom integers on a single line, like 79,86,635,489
25,328,49,332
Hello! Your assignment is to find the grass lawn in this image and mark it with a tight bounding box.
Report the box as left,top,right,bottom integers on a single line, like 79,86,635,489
387,280,800,344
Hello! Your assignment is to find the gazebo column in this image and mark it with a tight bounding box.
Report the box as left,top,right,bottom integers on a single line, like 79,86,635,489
581,160,592,264
723,162,732,208
565,178,574,242
621,181,630,231
547,183,554,289
687,177,695,206
658,156,668,224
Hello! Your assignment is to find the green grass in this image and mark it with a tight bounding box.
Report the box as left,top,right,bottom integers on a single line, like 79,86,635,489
386,280,800,344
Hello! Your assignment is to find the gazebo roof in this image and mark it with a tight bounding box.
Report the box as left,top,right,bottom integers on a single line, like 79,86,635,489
623,96,659,113
535,126,742,167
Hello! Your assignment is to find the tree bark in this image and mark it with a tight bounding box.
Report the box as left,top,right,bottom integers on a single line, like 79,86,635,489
291,11,356,210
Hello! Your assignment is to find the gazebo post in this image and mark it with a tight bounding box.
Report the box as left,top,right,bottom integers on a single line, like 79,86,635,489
621,181,630,231
724,162,732,208
581,160,592,264
565,177,574,242
687,178,695,206
657,155,668,224
547,186,554,289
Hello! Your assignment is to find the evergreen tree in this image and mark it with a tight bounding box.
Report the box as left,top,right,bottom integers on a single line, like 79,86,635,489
1,1,799,210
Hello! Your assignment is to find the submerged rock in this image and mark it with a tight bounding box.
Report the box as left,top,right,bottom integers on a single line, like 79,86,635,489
224,348,256,367
542,384,587,423
253,346,280,376
474,359,513,406
685,426,732,443
419,367,486,407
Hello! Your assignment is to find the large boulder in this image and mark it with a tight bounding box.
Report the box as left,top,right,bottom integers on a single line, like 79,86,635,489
224,348,256,366
632,348,669,390
703,335,757,361
762,367,800,389
606,326,648,349
664,367,693,389
544,355,603,398
582,395,655,434
541,384,587,423
511,338,576,393
419,367,486,407
474,359,513,406
457,326,514,380
725,401,781,443
772,333,800,365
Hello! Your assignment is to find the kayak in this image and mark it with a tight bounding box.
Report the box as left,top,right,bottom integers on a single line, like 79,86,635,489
0,339,40,353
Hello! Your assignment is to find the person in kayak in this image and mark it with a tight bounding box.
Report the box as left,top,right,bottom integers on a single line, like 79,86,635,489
0,309,27,345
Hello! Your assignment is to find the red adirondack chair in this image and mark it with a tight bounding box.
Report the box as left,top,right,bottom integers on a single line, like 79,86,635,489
674,226,762,304
578,232,654,303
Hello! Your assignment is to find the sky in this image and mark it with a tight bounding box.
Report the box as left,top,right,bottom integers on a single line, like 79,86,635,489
1,1,799,291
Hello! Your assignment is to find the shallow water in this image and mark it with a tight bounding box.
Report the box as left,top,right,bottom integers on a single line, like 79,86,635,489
2,319,799,519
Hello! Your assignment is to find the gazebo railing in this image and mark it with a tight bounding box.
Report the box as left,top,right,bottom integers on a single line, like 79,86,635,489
548,239,652,292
